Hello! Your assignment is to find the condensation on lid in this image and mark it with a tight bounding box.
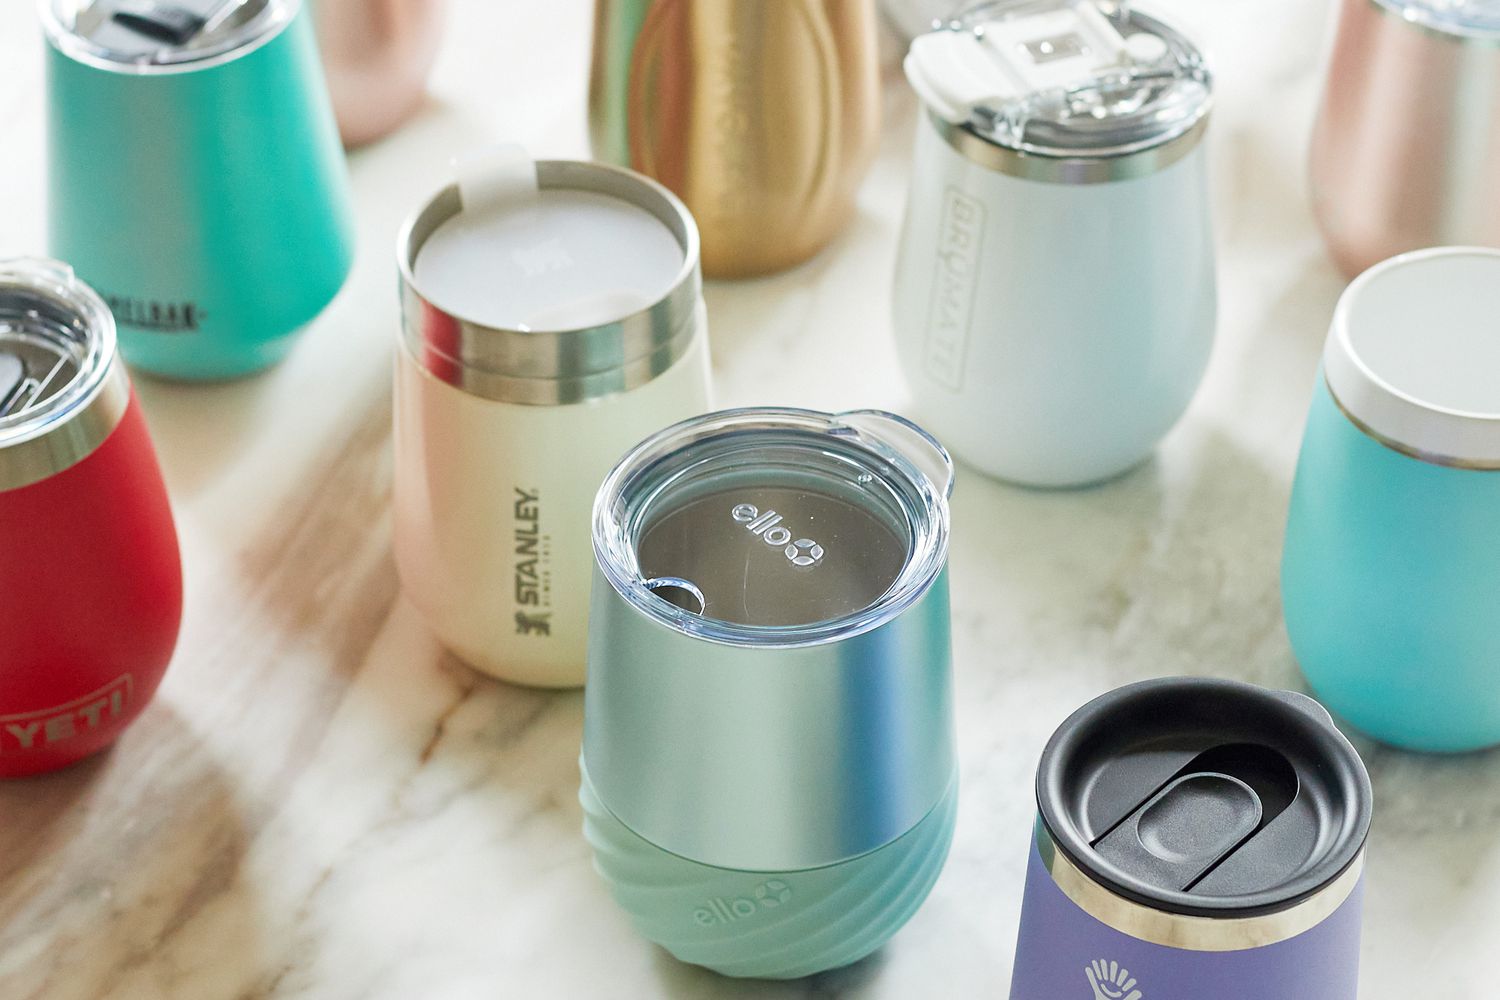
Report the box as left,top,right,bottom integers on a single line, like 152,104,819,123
1037,677,1372,917
43,0,292,69
1377,0,1500,34
412,190,685,334
906,0,1211,157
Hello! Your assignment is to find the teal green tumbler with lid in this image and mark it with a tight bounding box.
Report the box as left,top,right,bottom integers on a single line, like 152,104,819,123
582,408,959,979
1283,247,1500,752
43,0,354,380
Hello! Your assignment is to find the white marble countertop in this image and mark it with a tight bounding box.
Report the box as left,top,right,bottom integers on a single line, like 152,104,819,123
3,2,1499,997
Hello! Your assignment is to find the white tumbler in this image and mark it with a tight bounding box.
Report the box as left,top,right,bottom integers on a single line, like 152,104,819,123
894,0,1216,487
394,147,712,687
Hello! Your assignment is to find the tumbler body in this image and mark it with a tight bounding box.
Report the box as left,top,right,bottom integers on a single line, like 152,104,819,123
1282,247,1500,751
394,155,711,688
0,259,182,777
895,1,1216,487
311,0,444,147
589,0,882,277
1009,838,1365,1000
893,121,1215,486
1311,0,1500,276
583,407,958,977
1284,380,1500,751
45,0,354,379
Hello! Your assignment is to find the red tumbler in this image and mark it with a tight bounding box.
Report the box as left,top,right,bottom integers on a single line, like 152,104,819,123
0,259,182,777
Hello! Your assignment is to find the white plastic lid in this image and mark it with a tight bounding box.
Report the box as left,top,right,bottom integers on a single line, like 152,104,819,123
905,0,1210,158
1325,247,1500,468
413,148,685,333
1376,0,1500,35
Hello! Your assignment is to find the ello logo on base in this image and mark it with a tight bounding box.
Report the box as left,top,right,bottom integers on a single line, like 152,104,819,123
693,880,794,927
731,504,825,567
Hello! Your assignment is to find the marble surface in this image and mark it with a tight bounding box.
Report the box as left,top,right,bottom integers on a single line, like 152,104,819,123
3,2,1500,997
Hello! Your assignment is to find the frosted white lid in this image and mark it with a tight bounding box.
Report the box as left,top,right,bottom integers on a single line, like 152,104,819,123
412,150,684,333
1326,247,1500,468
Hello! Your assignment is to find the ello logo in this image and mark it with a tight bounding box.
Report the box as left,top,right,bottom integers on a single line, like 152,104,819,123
693,880,794,927
731,504,825,567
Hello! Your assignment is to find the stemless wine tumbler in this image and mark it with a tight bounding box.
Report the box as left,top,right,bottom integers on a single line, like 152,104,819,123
589,0,882,277
1009,678,1373,1000
581,408,958,978
1311,0,1500,277
1283,247,1500,752
394,147,712,689
43,0,355,379
895,0,1216,487
312,0,444,148
0,259,182,778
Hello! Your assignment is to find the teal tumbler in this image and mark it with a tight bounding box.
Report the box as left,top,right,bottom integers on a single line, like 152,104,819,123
43,0,355,380
1283,247,1500,752
582,408,959,978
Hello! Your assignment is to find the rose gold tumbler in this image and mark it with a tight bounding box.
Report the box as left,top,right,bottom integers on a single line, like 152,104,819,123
1311,0,1500,276
315,0,445,148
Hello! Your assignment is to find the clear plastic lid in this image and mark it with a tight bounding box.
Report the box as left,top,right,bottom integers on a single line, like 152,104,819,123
1377,0,1500,34
593,408,954,646
905,0,1211,159
0,260,115,452
43,0,294,70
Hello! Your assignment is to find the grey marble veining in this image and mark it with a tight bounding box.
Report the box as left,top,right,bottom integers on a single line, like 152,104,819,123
2,1,1499,997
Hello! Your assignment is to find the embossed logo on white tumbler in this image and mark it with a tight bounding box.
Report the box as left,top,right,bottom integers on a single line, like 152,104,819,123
893,0,1217,487
393,147,712,687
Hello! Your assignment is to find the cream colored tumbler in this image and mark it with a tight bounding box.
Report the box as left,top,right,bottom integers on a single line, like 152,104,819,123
394,147,712,687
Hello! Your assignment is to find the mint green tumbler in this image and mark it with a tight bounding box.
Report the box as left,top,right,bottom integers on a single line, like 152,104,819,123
43,0,354,380
1283,247,1500,752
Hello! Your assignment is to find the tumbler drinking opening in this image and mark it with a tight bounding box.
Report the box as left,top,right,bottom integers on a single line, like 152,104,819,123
1326,247,1500,467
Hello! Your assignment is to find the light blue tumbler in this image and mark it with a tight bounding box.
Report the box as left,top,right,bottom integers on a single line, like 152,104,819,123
43,0,354,380
1283,247,1500,752
582,408,959,979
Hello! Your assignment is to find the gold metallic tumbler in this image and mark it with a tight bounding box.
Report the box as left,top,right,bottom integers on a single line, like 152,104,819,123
589,0,882,278
1311,0,1500,277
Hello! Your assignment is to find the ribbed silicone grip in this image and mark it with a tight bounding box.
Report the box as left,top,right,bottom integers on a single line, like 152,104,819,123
580,759,958,979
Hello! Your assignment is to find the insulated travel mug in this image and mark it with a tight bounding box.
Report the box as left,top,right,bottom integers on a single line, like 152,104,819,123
1009,677,1373,1000
1311,0,1500,277
582,407,958,978
0,259,183,777
44,0,355,379
895,0,1216,487
311,0,444,148
1283,247,1500,751
394,147,712,688
589,0,882,277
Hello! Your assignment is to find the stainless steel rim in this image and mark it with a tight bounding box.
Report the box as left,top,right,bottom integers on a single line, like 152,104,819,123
1368,0,1500,45
40,0,300,75
1037,823,1365,951
397,160,704,406
930,110,1210,183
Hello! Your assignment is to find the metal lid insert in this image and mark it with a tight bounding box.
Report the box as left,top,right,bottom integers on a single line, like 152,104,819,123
906,0,1211,174
594,408,953,646
0,259,128,491
1037,677,1372,918
42,0,294,72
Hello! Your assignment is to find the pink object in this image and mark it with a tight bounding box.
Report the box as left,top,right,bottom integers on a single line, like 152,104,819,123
315,0,445,148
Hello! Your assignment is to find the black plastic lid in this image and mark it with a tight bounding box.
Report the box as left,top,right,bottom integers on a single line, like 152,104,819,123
1037,677,1373,918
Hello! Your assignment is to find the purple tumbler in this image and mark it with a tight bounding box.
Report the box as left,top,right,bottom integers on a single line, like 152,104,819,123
1009,677,1372,1000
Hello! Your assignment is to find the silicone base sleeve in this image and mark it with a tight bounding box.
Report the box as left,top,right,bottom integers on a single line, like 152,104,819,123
580,758,958,979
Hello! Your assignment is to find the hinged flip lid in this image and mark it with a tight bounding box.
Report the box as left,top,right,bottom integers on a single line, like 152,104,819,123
43,0,293,69
905,0,1211,159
